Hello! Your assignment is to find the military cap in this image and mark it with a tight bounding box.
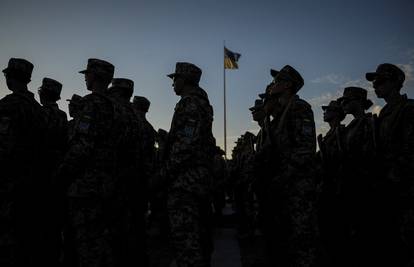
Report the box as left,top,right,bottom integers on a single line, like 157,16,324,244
132,96,151,111
66,94,83,103
2,58,34,77
270,65,304,92
249,99,264,111
109,78,134,96
79,58,114,80
258,92,268,99
244,131,255,140
167,62,202,84
39,77,62,98
338,87,373,110
215,146,225,155
366,63,405,84
322,100,342,111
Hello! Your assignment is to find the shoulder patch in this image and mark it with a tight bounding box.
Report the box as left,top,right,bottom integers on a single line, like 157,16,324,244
182,118,197,138
78,115,92,134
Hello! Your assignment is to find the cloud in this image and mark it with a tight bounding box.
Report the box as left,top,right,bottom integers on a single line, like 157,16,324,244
397,63,414,82
371,105,382,115
308,90,342,107
310,74,347,85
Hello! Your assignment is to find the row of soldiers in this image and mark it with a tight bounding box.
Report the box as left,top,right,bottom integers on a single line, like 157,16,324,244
1,55,413,267
0,58,219,267
229,63,414,266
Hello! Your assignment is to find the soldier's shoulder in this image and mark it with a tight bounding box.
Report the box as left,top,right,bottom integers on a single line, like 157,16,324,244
82,93,113,109
0,93,21,106
82,93,101,103
58,108,68,120
404,98,414,109
1,92,40,112
176,95,199,112
402,98,414,118
292,96,313,115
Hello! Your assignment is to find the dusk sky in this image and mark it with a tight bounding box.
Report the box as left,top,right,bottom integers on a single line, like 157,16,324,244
1,0,413,157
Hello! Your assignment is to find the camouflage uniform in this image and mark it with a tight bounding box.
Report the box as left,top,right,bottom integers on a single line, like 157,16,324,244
165,62,215,267
337,87,376,265
132,96,157,207
234,132,256,238
38,77,68,266
67,94,83,141
260,65,318,267
316,100,347,266
0,58,46,266
58,59,123,267
211,146,227,220
366,64,414,266
147,128,174,267
108,78,145,266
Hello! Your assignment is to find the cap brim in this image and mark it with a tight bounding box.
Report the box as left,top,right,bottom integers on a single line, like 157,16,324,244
321,106,329,110
79,70,88,74
336,96,347,103
249,106,256,111
258,93,267,99
270,69,279,78
365,72,377,81
167,73,176,79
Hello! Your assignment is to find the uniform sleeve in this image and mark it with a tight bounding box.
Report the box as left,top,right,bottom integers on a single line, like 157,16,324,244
58,99,96,178
166,97,203,174
395,105,414,185
0,112,17,161
289,102,316,168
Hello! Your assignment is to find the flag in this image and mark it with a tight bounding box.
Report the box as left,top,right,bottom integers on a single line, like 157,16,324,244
224,46,241,69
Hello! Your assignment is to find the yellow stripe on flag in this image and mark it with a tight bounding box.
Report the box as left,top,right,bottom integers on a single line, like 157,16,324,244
224,58,238,69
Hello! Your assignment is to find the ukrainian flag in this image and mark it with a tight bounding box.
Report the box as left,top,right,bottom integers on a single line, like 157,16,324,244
224,47,241,69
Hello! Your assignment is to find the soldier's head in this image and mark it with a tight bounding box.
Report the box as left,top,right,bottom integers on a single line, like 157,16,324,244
215,146,225,157
38,77,62,105
132,96,150,113
67,94,83,118
243,131,256,146
249,99,265,123
263,65,304,115
338,87,373,115
108,78,134,102
322,100,345,123
167,62,202,95
268,65,304,98
366,63,405,99
79,58,114,92
2,58,34,91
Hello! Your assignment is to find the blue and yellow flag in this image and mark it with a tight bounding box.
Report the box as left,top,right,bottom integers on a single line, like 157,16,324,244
224,47,241,69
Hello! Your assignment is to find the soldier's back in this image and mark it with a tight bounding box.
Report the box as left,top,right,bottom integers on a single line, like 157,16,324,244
0,91,45,266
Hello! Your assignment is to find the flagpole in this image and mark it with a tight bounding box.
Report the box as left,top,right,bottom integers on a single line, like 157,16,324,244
223,40,227,160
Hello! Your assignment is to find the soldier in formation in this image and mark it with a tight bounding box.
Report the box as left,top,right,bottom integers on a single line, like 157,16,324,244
1,56,413,267
162,62,216,267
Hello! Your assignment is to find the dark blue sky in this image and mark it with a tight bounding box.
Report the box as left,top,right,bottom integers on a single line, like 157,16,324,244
1,0,413,156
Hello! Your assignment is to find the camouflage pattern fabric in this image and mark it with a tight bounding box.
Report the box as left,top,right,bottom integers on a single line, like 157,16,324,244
0,90,45,266
165,86,215,267
40,102,68,266
110,92,147,267
133,109,156,194
261,95,319,267
317,124,348,266
59,91,125,267
374,94,414,266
